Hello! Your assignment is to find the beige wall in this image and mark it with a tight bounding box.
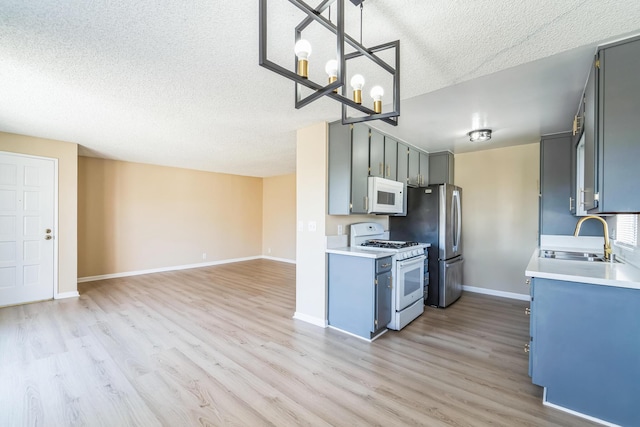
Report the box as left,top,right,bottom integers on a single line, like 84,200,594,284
78,157,263,277
0,132,78,294
295,122,328,326
455,143,539,296
262,173,296,261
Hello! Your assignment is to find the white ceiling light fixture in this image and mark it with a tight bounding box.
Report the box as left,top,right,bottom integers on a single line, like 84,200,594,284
259,0,400,126
468,129,492,142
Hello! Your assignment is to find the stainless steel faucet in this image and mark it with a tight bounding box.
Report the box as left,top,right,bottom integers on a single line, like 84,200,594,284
574,215,612,261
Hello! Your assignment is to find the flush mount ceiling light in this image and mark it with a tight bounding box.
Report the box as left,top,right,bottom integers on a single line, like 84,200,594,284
468,129,492,142
259,0,400,126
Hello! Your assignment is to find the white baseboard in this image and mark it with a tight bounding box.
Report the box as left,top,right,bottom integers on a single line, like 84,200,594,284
463,285,530,301
54,291,79,299
293,312,328,328
77,256,262,283
543,389,618,427
262,256,296,264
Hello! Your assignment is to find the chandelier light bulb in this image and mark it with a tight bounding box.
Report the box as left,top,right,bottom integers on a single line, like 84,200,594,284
294,39,312,59
325,59,339,92
351,74,365,104
294,39,312,78
325,59,338,78
370,86,384,113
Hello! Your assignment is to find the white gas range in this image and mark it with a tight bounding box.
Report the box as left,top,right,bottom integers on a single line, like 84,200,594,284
350,223,429,330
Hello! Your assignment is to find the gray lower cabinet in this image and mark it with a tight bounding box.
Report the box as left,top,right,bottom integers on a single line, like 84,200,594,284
539,133,600,236
583,35,640,213
428,151,454,185
328,254,392,340
528,278,640,426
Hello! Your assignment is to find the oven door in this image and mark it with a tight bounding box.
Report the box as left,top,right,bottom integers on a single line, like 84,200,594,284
396,255,426,310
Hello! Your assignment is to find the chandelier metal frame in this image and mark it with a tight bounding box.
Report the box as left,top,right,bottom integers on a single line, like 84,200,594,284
258,0,400,126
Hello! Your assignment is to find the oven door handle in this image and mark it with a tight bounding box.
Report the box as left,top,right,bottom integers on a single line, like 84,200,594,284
397,255,426,269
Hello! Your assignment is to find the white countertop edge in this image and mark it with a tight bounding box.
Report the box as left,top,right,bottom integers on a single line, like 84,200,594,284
326,247,396,259
525,250,640,290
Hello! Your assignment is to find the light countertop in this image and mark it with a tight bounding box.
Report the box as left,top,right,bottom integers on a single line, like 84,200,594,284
326,247,395,259
525,250,640,290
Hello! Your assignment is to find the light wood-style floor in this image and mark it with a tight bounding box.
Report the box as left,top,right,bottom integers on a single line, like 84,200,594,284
1,259,596,426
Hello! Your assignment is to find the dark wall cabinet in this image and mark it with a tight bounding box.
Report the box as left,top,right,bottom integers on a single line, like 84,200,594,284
528,278,640,426
582,36,640,213
428,151,455,185
539,133,600,236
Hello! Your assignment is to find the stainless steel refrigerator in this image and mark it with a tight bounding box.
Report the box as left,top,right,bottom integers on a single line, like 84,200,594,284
389,184,463,307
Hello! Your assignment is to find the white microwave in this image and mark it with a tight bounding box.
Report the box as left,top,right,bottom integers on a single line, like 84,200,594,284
367,176,404,214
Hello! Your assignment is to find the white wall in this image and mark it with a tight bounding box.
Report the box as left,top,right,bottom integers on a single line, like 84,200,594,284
455,143,540,296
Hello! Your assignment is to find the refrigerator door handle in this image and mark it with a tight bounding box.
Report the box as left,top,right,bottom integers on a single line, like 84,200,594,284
452,189,461,252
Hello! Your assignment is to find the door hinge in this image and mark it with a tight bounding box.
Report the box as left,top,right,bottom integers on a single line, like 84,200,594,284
594,192,600,201
595,58,600,69
374,319,378,326
374,279,378,285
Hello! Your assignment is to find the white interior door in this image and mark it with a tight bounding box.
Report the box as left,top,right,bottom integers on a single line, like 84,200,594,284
0,152,55,307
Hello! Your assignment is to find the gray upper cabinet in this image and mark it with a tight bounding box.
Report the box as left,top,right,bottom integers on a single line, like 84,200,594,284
407,147,420,187
540,133,600,236
351,124,370,214
419,152,429,187
384,136,398,180
429,151,455,185
328,122,352,215
397,142,409,185
328,121,425,215
369,130,385,178
369,130,398,180
583,58,598,211
583,36,640,213
328,122,370,215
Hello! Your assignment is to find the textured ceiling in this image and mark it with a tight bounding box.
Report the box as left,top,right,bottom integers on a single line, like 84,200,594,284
1,1,639,177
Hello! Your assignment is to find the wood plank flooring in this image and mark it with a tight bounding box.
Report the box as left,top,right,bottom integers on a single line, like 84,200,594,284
1,259,597,426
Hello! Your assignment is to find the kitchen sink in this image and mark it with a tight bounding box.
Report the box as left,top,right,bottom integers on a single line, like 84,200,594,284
539,249,621,263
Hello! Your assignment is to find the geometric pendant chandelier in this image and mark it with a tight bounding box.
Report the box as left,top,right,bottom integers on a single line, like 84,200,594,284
259,0,400,126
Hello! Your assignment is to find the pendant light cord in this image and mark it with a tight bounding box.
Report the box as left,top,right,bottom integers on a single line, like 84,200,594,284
359,3,363,44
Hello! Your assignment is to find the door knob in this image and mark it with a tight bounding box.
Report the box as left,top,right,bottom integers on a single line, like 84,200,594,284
45,229,52,234
45,235,52,240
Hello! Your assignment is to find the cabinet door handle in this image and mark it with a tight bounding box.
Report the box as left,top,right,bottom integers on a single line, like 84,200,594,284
524,343,530,353
525,278,531,285
569,197,574,211
364,196,368,211
386,164,390,177
381,263,391,268
379,162,384,175
525,307,531,315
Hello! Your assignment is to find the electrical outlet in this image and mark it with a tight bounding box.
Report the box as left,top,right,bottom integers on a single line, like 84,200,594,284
202,252,207,260
308,221,317,232
267,248,272,254
337,224,343,235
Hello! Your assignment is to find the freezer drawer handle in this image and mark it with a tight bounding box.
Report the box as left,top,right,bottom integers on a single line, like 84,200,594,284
445,258,463,267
